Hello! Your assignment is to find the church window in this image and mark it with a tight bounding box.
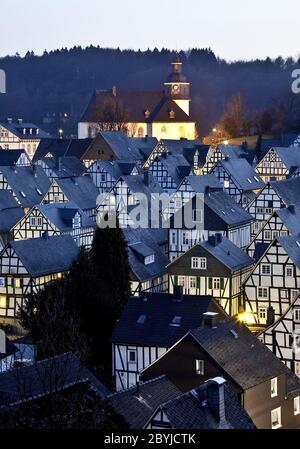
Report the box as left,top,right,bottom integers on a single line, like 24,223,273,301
179,126,185,138
137,127,144,137
161,126,167,133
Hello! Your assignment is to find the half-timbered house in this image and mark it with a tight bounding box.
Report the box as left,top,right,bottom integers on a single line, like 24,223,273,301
87,160,138,193
0,149,30,167
110,290,226,390
0,165,51,213
0,191,24,250
168,234,254,316
146,152,191,193
243,235,300,327
168,190,253,260
141,318,300,429
11,202,95,248
246,177,300,237
201,144,251,175
210,157,265,206
0,235,79,327
255,147,300,183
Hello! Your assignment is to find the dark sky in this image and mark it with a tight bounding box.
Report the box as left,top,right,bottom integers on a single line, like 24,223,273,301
1,0,300,60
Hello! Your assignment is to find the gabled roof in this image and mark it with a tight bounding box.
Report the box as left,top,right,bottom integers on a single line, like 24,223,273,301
107,375,181,429
204,190,253,226
37,156,86,179
0,352,109,408
276,235,300,269
190,318,293,391
0,165,51,208
272,147,300,170
217,158,265,191
271,177,300,206
157,382,256,429
36,202,91,231
110,292,225,347
156,153,192,186
8,235,79,277
123,228,169,282
55,175,99,210
0,191,25,232
0,150,28,166
0,122,49,140
33,138,93,161
184,174,222,193
88,160,137,180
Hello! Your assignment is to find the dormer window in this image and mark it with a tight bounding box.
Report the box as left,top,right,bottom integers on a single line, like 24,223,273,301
144,254,155,265
271,377,278,398
137,314,146,325
170,316,182,327
191,257,206,270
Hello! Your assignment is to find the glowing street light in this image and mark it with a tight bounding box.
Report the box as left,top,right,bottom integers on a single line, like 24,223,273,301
58,128,63,139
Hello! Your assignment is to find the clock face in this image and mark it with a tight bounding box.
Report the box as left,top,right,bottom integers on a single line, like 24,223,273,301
172,84,180,94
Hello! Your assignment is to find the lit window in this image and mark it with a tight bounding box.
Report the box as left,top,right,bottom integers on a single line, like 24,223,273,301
257,287,268,299
0,296,6,308
195,360,204,375
295,362,300,377
294,396,300,415
271,407,281,429
264,230,272,240
144,254,155,265
271,377,278,398
259,308,267,321
224,180,230,188
14,278,21,288
294,308,300,323
285,266,294,277
178,276,185,287
261,264,271,276
191,257,207,270
161,126,167,133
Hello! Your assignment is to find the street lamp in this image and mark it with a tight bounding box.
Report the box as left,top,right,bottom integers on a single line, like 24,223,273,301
58,128,63,139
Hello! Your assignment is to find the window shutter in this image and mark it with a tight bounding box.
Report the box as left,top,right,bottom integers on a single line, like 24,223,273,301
196,277,200,289
174,276,178,286
208,278,212,289
220,278,224,290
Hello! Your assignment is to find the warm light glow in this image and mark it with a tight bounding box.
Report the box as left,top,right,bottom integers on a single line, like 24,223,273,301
0,296,6,308
239,312,255,324
223,140,229,145
213,128,217,133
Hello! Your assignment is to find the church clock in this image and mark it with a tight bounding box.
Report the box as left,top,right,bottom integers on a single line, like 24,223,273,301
172,84,180,95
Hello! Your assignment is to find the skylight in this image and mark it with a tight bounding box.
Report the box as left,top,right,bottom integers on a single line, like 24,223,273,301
36,188,42,195
137,314,146,325
254,176,260,182
297,241,300,248
170,316,182,327
20,191,26,198
247,178,252,184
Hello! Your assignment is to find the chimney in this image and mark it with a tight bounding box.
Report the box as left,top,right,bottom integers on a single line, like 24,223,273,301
173,285,184,302
204,186,210,195
206,377,228,428
208,233,222,247
288,204,295,213
58,157,63,173
143,171,151,186
32,163,37,178
7,118,13,124
112,86,117,97
0,329,6,354
267,306,275,327
202,312,219,329
144,135,148,142
17,118,23,124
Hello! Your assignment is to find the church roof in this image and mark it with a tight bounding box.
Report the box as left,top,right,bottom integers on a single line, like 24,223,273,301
80,89,194,124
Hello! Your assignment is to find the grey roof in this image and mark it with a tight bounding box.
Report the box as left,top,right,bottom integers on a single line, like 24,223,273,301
190,318,294,391
271,177,300,206
36,202,92,231
156,153,192,186
218,144,248,159
120,173,164,199
0,191,25,232
107,375,181,429
8,235,79,277
0,150,27,166
111,293,222,347
276,235,300,269
158,382,256,429
277,206,300,235
123,228,169,282
37,156,86,179
0,122,49,140
0,165,51,208
0,352,109,408
185,174,222,193
88,160,137,179
217,158,265,191
274,147,300,170
100,132,155,161
204,190,253,226
55,175,99,210
33,138,93,161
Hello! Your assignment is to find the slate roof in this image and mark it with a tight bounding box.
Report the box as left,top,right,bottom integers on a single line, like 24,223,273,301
36,202,92,231
88,160,137,180
273,147,300,170
271,177,300,206
0,352,109,408
217,158,265,191
156,153,192,186
8,235,79,277
184,174,222,193
80,89,194,124
0,190,25,233
0,165,51,208
0,339,18,361
157,382,256,429
0,150,27,166
204,190,253,226
276,235,300,269
0,122,49,140
110,292,222,347
277,206,300,235
37,156,86,179
190,318,294,391
33,138,93,161
54,175,99,210
123,228,169,282
107,375,181,429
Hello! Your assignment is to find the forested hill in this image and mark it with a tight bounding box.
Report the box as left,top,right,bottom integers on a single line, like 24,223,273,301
0,46,298,137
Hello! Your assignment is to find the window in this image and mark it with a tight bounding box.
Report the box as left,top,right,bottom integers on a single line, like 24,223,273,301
271,407,281,429
182,232,189,245
161,126,167,133
128,350,137,363
261,264,271,275
264,230,272,240
224,180,230,188
189,277,196,289
100,173,107,182
295,362,300,377
178,276,185,287
144,254,155,265
191,257,207,270
280,289,289,299
14,278,21,288
213,278,221,289
294,396,300,415
73,216,80,228
54,195,60,203
271,377,278,398
0,296,6,308
195,359,204,375
259,308,267,321
137,314,146,325
285,265,294,277
170,316,182,327
137,127,144,138
171,231,176,245
193,209,203,223
257,287,268,299
30,217,43,227
0,278,5,287
294,308,300,323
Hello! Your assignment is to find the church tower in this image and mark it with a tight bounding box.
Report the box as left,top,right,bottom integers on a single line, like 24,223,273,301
164,57,191,116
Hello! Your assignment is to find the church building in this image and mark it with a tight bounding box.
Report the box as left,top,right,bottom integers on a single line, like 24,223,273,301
78,58,197,141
